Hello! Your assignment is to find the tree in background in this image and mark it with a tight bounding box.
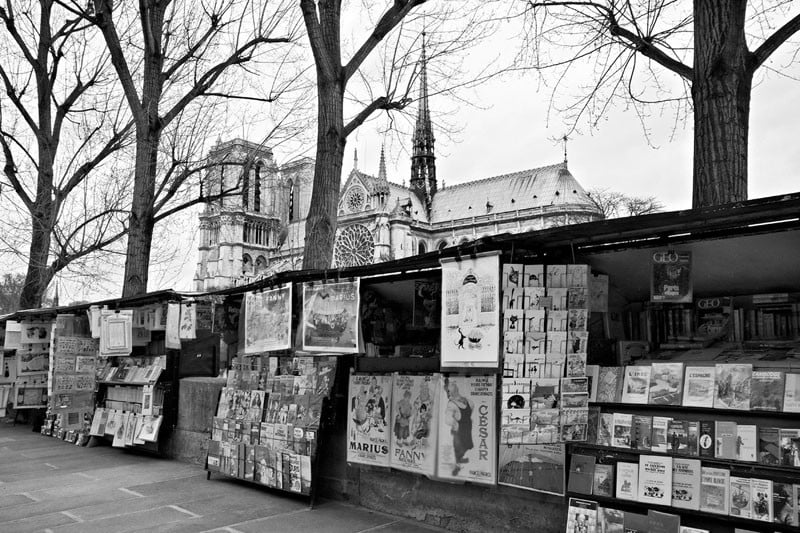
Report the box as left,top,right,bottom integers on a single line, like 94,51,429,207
588,187,663,218
512,1,800,207
0,274,26,315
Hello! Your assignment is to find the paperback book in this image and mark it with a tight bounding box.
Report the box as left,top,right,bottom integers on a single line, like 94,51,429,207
631,415,652,451
652,416,672,453
648,362,684,406
730,476,752,518
598,507,624,533
612,413,632,448
597,413,613,447
647,510,681,533
621,366,652,404
593,464,614,497
672,457,701,511
750,370,785,411
699,466,730,515
565,498,598,533
751,477,773,522
596,367,623,404
638,454,673,506
773,481,796,526
779,428,800,467
567,453,596,494
667,420,688,455
784,373,800,413
682,366,715,408
714,421,737,460
615,461,638,501
714,364,752,410
736,424,757,462
698,420,714,458
758,426,781,465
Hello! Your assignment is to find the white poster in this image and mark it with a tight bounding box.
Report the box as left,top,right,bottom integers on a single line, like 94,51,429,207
440,252,500,368
244,284,292,353
165,303,181,349
302,280,360,353
346,373,393,467
436,374,496,485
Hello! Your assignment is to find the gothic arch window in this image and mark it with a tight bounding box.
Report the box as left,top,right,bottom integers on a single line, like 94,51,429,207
242,166,250,209
418,241,427,254
242,253,252,274
333,224,375,267
288,180,295,222
256,255,267,273
437,240,448,250
254,162,262,213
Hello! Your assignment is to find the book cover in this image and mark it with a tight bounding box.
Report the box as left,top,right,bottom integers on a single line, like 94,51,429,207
729,476,752,518
612,413,632,448
779,428,800,467
699,466,730,515
638,454,672,506
647,510,680,533
586,365,599,402
598,507,624,533
751,477,773,522
596,367,623,404
682,366,715,408
597,413,613,447
616,461,639,501
568,453,596,495
622,511,649,533
714,364,752,410
736,424,757,462
672,457,701,511
651,416,672,453
784,373,800,413
714,421,738,460
565,498,598,533
685,421,699,456
751,370,785,411
758,426,781,465
648,362,684,406
593,464,614,497
631,415,652,451
698,420,714,458
586,406,600,445
773,482,796,525
667,420,688,455
621,366,652,404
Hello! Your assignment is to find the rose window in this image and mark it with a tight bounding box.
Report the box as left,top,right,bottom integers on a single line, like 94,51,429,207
333,224,374,267
345,188,365,213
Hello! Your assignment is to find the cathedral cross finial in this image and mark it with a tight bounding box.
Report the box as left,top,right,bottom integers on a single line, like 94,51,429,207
562,133,569,164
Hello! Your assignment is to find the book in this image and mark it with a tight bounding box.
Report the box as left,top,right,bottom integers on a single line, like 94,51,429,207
631,415,652,451
565,498,598,533
597,413,613,447
699,466,729,515
784,373,800,413
647,510,680,533
667,420,688,455
750,370,785,411
568,453,596,495
751,477,773,522
736,424,757,462
598,507,624,533
621,366,651,404
616,461,638,501
685,421,699,456
779,428,800,466
586,406,600,445
593,464,614,497
714,363,752,410
651,416,672,453
729,476,752,518
638,454,672,506
698,420,714,458
672,457,701,511
612,413,632,448
714,421,738,460
648,362,684,405
758,426,781,465
773,482,796,525
622,511,649,533
682,366,715,408
586,365,599,402
596,367,623,403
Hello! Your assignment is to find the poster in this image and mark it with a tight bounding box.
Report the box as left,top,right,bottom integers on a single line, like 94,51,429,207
99,310,133,356
244,284,292,353
390,373,439,475
497,442,565,495
165,303,181,349
440,252,500,368
436,374,496,485
413,281,441,328
302,280,360,353
179,302,196,339
651,250,692,303
346,373,393,466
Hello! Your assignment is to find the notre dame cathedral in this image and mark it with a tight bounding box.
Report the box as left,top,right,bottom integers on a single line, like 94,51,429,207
194,43,603,291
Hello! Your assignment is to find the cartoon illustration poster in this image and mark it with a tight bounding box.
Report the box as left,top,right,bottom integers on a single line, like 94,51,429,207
497,442,566,495
436,374,496,485
244,284,292,353
390,373,439,475
302,280,360,353
347,373,393,466
440,252,500,368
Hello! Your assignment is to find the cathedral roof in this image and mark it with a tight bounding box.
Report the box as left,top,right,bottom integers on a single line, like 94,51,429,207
341,169,428,222
429,162,599,222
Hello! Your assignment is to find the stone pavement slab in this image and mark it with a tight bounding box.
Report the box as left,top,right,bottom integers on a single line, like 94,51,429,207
0,423,446,533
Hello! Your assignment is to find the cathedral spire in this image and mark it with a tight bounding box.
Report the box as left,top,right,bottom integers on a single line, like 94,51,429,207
354,147,359,171
410,31,436,213
378,143,387,182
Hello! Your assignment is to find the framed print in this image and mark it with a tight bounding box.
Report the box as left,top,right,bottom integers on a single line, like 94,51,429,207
302,280,360,353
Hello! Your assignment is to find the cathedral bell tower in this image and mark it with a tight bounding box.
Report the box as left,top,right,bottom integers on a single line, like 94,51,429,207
410,32,436,214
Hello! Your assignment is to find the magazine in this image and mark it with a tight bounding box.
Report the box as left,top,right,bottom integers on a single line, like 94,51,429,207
714,364,752,410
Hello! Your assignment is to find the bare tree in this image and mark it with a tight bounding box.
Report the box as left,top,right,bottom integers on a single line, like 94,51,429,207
512,1,800,208
588,187,663,218
64,0,301,296
0,273,26,314
0,0,133,309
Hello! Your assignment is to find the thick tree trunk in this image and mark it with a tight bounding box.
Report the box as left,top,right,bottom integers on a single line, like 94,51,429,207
122,128,159,297
302,78,346,270
18,208,54,309
692,1,751,208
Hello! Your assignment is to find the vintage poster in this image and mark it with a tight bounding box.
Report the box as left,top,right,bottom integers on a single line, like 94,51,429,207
651,250,692,303
302,280,360,353
440,252,500,369
179,303,196,339
497,442,565,495
413,281,441,328
244,284,292,354
346,373,393,466
436,375,496,485
390,373,439,475
165,303,181,349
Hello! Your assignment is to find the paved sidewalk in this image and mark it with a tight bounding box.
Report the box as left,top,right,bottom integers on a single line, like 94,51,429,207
0,423,443,533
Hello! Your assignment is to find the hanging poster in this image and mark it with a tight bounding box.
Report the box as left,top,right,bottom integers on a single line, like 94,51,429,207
390,373,439,475
436,374,496,485
165,303,181,349
4,320,22,350
18,321,51,374
346,373,393,466
99,310,133,356
244,284,292,354
179,302,197,339
497,442,566,495
651,250,692,303
413,281,441,328
440,252,500,368
302,280,360,353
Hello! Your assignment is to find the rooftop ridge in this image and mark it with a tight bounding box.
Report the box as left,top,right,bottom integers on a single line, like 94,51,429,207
434,162,567,192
